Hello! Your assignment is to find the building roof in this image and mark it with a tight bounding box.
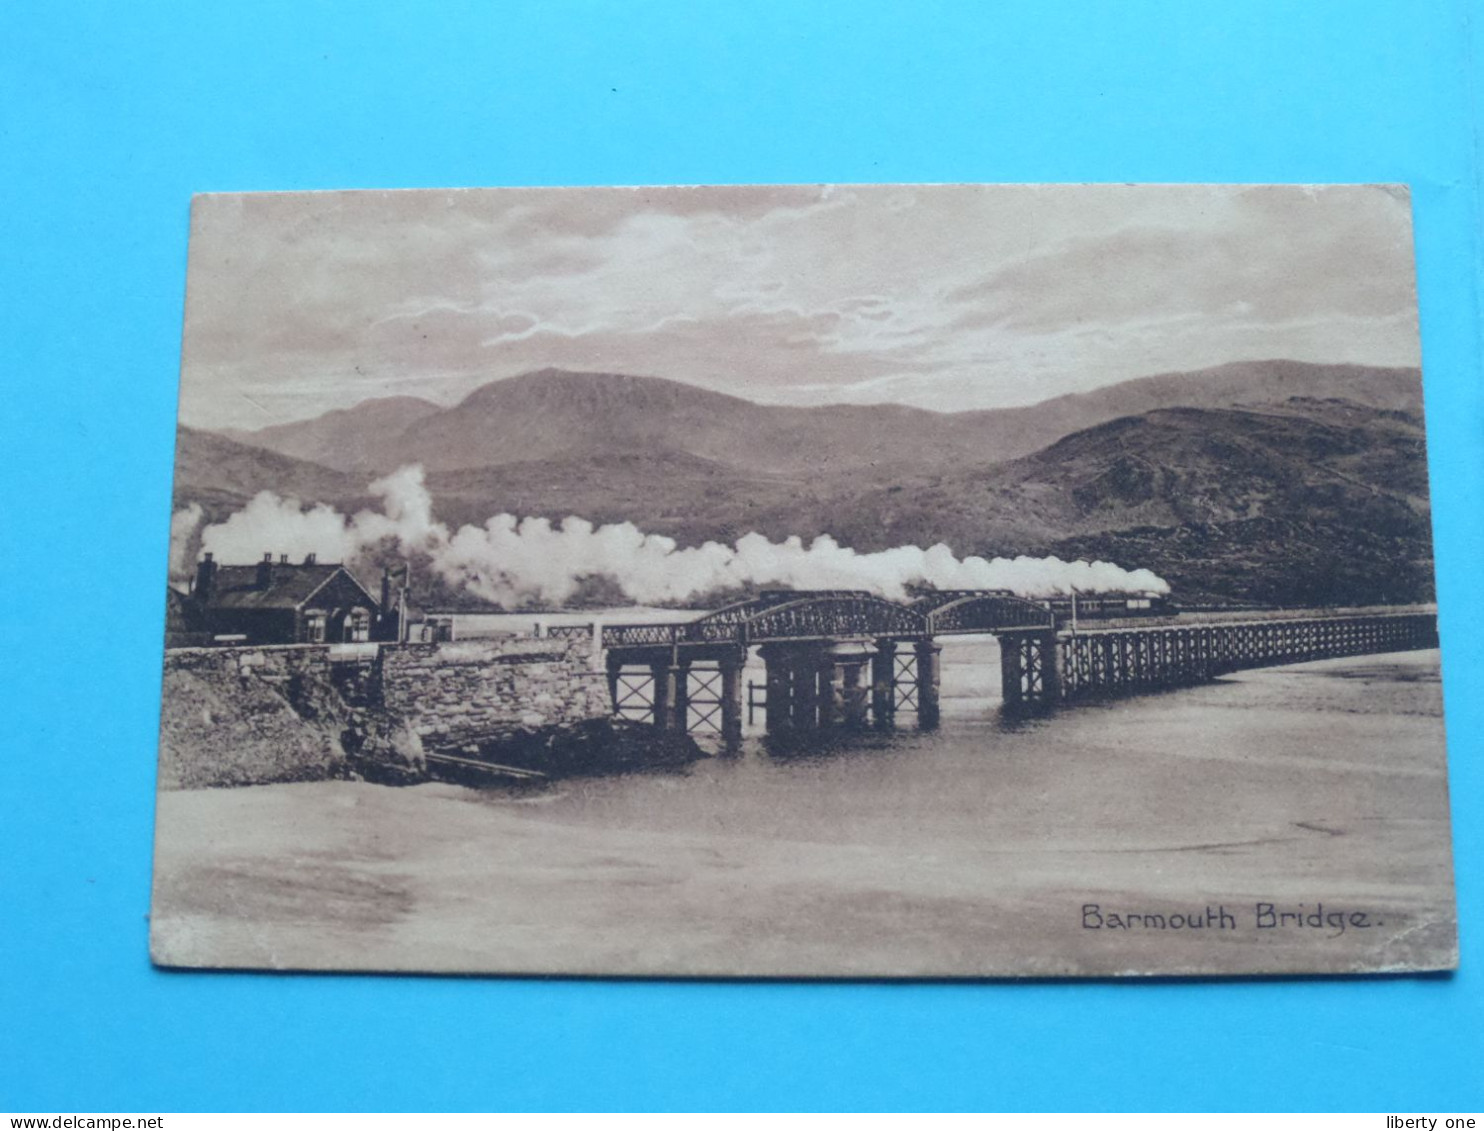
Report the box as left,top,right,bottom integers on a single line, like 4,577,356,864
165,586,210,631
204,562,374,611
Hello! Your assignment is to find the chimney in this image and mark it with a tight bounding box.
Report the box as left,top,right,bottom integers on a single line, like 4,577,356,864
256,552,273,590
279,554,289,565
194,552,217,603
303,552,317,566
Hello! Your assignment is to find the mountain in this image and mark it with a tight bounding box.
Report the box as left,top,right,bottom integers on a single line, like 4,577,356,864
388,369,765,471
222,395,441,475
172,426,367,521
973,396,1429,544
218,361,1425,477
426,448,808,536
381,368,997,475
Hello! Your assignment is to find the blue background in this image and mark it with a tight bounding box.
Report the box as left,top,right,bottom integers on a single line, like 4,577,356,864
2,0,1481,1113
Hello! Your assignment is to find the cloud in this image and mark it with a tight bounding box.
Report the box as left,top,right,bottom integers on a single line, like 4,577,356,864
180,184,1422,428
945,191,1417,335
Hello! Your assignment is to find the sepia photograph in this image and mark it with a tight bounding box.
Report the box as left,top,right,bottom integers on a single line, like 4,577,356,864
151,183,1455,977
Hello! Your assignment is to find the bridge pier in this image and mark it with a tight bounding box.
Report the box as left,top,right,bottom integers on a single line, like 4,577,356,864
719,652,744,745
914,639,942,728
671,662,690,731
608,647,745,741
871,639,896,727
648,659,689,732
760,644,799,735
606,653,622,710
758,640,876,736
820,654,844,729
828,641,874,729
842,655,869,727
792,649,822,730
999,629,1061,715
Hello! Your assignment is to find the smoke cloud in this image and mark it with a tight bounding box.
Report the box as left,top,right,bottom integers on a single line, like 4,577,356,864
197,465,1170,606
169,503,205,579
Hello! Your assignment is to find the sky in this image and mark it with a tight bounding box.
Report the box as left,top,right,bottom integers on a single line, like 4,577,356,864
179,183,1422,431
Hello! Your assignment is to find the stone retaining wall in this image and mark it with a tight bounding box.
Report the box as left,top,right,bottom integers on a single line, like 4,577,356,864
159,634,608,788
377,638,608,755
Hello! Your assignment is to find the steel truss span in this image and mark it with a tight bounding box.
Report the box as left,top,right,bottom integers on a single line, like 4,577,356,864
601,589,1054,653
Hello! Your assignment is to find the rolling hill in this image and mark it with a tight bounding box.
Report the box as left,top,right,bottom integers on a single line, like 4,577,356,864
221,360,1425,477
220,395,440,476
172,426,368,521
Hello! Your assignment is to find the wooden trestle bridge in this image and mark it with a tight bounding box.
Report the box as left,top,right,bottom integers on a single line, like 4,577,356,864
600,589,1439,743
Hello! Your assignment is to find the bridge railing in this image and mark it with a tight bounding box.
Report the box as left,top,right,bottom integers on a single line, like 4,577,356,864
543,623,595,641
601,621,748,651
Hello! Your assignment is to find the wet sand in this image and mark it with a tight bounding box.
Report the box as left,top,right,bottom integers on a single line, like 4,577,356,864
150,649,1456,977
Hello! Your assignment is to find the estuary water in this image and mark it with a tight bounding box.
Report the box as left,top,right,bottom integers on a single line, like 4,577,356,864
151,640,1456,978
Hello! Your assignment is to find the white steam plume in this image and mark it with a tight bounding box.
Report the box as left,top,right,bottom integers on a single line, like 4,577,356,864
199,465,1171,606
169,503,205,578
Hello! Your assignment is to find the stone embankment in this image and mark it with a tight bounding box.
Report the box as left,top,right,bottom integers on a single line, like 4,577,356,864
379,639,607,754
159,635,618,789
159,645,351,789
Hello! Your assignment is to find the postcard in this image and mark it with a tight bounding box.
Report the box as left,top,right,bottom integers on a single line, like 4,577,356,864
152,183,1455,976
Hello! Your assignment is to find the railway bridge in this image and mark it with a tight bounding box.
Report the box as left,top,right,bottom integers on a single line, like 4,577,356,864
600,590,1439,743
604,589,1061,742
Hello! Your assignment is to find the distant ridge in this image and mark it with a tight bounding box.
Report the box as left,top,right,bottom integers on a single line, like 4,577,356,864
218,360,1424,478
173,425,367,520
222,395,440,476
969,359,1423,445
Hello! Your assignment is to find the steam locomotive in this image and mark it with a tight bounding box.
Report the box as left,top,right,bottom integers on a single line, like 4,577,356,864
1044,591,1180,624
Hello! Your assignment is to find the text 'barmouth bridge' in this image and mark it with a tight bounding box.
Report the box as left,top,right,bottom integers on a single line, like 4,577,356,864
596,589,1439,743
